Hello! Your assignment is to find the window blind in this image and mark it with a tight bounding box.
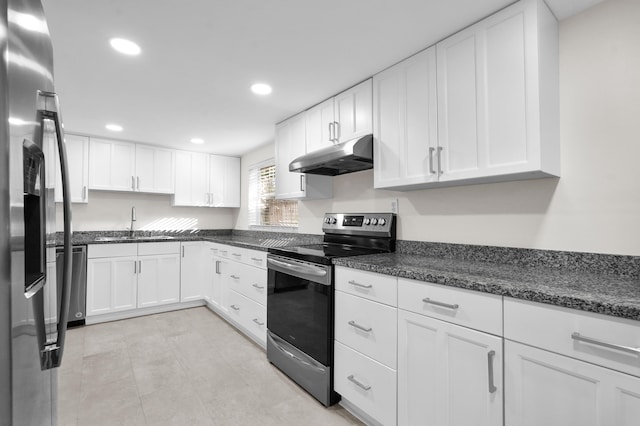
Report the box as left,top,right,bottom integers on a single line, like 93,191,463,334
248,159,298,228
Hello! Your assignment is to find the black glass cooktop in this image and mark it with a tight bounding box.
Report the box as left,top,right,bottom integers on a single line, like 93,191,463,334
268,243,386,265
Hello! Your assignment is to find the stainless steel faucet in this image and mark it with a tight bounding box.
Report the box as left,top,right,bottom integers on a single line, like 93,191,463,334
129,206,136,237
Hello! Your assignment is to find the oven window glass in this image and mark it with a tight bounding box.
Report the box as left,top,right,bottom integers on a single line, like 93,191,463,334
267,268,332,366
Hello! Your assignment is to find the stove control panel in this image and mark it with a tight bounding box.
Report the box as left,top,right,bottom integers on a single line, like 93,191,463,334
322,213,396,236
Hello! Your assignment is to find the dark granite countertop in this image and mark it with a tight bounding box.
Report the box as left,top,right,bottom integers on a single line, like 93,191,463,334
58,230,322,252
334,252,640,322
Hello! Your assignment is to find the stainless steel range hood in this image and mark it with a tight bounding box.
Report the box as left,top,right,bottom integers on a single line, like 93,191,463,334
289,134,373,176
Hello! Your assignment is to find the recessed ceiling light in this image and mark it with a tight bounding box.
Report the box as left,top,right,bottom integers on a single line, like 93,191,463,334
105,123,123,132
251,83,272,95
109,38,141,56
190,138,204,145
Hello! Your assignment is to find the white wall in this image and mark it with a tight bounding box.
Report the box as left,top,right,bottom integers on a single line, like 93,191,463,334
60,191,235,232
237,0,640,256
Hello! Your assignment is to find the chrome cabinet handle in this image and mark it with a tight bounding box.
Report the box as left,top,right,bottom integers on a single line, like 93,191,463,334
232,252,242,257
251,257,262,262
487,350,497,393
571,332,640,355
83,185,87,200
422,297,459,310
131,176,135,190
182,246,185,257
230,275,240,280
347,375,371,391
334,121,340,142
348,320,372,333
252,283,265,289
252,318,265,326
134,260,137,274
300,175,305,192
348,280,372,289
429,147,436,175
328,122,334,143
136,176,140,190
230,305,240,311
437,146,443,175
215,260,221,274
138,260,142,274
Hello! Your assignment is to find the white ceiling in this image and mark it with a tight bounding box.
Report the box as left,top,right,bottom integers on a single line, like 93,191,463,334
42,0,603,157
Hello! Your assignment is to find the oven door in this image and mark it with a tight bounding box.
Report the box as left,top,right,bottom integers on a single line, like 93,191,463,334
267,254,333,366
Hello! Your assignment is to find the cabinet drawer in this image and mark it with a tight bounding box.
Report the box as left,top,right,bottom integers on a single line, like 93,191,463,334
226,290,266,346
228,246,245,263
336,266,397,307
137,241,180,256
335,291,397,369
88,243,137,259
244,249,267,269
398,278,503,336
504,298,640,378
334,341,397,426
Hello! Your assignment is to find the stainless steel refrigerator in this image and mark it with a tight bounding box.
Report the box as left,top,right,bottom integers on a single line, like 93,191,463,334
1,0,73,424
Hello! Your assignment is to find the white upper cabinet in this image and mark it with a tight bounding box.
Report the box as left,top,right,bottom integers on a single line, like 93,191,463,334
209,154,240,208
275,112,333,200
89,138,136,191
306,79,373,152
173,151,240,207
436,0,559,183
373,0,560,191
56,133,89,203
373,47,438,190
173,150,209,206
89,137,177,194
135,144,175,194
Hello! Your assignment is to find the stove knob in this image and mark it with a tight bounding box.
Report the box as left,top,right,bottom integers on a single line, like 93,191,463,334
330,217,337,224
364,218,371,225
371,218,378,226
378,218,387,226
324,217,330,224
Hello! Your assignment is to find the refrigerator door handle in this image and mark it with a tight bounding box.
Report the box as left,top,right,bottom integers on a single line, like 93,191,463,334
38,90,73,370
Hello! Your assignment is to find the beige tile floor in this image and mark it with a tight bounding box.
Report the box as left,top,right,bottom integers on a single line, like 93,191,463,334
58,307,364,426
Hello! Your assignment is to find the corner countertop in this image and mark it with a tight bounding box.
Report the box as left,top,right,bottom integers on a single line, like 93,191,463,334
333,252,640,322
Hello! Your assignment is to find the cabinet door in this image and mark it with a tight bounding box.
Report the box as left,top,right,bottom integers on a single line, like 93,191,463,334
135,145,175,194
334,79,373,143
398,309,503,426
436,0,557,182
209,155,240,207
275,113,307,199
89,138,136,191
374,48,438,189
173,151,209,206
505,340,640,426
87,256,137,316
180,242,203,302
137,254,180,308
55,134,89,203
305,98,335,152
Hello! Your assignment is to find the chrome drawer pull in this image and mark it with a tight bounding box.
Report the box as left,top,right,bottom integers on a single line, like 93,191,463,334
252,283,265,289
348,280,372,289
232,253,242,257
347,375,371,391
230,305,240,311
571,332,640,355
348,320,372,333
250,257,262,262
487,350,497,393
422,298,459,310
252,318,264,326
230,275,240,280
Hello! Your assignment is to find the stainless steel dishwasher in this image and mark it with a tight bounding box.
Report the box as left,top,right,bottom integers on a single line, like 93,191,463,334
56,245,87,327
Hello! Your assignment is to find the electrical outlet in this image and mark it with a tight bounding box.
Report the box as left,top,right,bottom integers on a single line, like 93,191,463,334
391,199,399,214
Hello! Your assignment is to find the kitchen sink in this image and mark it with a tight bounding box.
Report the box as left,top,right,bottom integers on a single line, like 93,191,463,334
94,235,176,242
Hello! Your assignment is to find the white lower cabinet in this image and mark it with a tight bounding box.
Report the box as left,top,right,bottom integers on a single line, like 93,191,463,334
204,243,229,312
87,242,182,317
225,287,267,346
397,309,503,426
334,341,397,426
137,253,181,308
180,241,203,302
505,340,640,426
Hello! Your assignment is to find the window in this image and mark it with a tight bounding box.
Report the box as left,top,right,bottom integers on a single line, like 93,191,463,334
248,159,298,229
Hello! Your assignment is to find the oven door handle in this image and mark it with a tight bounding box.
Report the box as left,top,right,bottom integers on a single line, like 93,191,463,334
267,257,328,279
